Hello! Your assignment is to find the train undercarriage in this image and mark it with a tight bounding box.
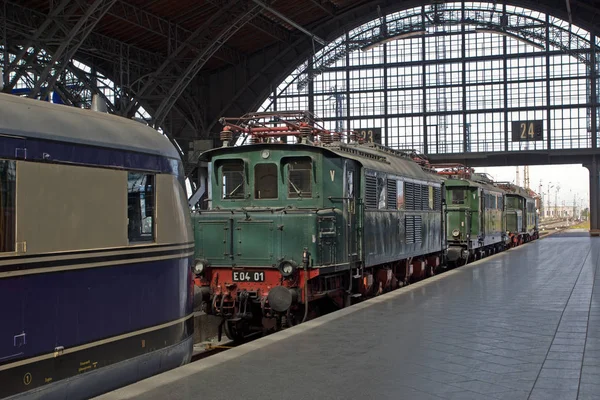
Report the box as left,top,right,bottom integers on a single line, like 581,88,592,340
194,252,446,341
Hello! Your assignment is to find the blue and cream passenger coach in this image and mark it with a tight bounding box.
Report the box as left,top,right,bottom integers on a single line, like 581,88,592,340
0,93,195,399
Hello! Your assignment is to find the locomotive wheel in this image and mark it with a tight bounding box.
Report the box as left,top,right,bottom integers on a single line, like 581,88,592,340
224,320,248,342
286,301,324,327
286,305,304,327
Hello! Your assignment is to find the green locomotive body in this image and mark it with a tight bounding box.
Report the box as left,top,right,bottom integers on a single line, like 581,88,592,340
498,183,539,245
191,113,445,339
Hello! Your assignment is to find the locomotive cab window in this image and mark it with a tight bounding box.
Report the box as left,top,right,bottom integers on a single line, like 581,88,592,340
255,163,278,199
450,189,467,205
221,160,245,199
0,160,15,252
127,172,154,243
286,158,312,198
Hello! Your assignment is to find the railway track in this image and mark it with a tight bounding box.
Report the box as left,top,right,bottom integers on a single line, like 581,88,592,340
190,331,263,362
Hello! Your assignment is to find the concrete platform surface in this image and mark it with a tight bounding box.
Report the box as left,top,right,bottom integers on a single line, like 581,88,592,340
97,231,600,400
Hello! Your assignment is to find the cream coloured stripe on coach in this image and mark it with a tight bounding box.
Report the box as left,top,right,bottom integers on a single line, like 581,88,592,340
0,314,194,372
0,242,194,266
0,251,195,279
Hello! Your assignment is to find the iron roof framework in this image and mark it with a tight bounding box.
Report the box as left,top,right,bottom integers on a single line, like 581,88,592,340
2,1,600,176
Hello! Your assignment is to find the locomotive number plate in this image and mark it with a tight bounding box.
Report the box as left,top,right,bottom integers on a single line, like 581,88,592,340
232,271,265,282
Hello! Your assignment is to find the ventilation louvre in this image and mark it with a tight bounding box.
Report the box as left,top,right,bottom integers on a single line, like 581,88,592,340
387,179,397,210
405,215,423,244
365,175,377,209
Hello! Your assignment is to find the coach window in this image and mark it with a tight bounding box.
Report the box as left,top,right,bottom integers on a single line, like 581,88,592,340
221,160,245,199
128,172,154,243
0,160,15,252
255,163,278,199
286,158,312,198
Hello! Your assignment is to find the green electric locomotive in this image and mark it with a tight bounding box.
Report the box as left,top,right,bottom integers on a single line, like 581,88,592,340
437,166,507,265
191,112,445,340
496,183,539,245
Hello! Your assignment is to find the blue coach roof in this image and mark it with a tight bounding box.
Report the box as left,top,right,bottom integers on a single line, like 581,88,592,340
0,93,180,159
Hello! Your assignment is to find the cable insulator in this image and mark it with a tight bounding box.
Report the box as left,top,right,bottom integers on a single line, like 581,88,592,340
299,125,312,137
220,130,233,142
321,134,333,143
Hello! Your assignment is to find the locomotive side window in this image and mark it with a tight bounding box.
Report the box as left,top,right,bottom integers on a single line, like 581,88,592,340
127,172,155,243
396,180,404,209
377,177,386,209
287,158,312,198
222,160,245,199
254,163,278,199
428,186,434,210
451,189,466,205
0,160,15,252
404,182,414,210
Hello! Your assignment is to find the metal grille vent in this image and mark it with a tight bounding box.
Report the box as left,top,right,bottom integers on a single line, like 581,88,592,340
405,215,423,244
414,215,422,243
405,182,415,210
405,215,415,244
421,184,429,210
365,175,377,209
387,179,397,209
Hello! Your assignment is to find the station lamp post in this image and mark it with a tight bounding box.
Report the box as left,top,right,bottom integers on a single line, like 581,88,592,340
547,182,554,218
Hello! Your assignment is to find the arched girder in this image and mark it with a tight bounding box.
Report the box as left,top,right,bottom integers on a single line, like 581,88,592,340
152,3,265,128
107,1,246,66
67,61,117,113
123,0,245,117
4,0,80,91
27,0,118,99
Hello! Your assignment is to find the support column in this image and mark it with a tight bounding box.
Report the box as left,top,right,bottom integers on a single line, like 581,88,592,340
587,156,600,236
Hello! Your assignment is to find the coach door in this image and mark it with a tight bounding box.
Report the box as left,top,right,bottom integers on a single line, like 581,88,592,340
344,162,358,263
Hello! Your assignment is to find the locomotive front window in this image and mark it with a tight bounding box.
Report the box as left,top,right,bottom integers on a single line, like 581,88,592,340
222,161,245,199
287,158,312,198
255,163,278,199
451,189,466,205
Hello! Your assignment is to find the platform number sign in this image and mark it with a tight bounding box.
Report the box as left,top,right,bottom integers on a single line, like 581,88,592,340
357,128,382,144
511,120,543,141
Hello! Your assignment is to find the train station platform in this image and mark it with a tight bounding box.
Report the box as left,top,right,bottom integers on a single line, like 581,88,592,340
97,230,600,400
